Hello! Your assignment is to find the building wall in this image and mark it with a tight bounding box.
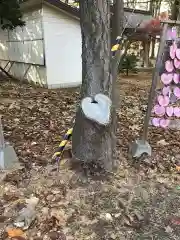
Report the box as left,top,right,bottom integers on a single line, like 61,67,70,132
0,8,47,86
43,5,82,88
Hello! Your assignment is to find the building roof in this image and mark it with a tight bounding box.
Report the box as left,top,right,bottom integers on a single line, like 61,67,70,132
21,0,153,39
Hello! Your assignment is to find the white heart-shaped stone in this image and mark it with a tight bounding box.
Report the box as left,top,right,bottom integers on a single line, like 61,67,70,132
81,93,112,125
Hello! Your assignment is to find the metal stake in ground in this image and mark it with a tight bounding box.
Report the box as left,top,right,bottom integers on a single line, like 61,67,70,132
0,116,20,170
129,23,168,158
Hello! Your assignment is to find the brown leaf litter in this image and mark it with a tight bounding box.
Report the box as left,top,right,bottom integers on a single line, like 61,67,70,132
0,73,180,239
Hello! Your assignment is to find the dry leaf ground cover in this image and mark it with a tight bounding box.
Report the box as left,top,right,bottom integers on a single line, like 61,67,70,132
0,73,180,240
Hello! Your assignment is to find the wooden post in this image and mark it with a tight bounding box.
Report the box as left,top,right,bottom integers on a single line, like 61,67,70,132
161,20,180,25
0,117,4,150
142,23,168,142
0,117,5,169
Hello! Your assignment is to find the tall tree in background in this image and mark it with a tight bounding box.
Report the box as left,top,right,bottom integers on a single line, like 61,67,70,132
112,0,124,43
0,0,25,29
72,0,123,172
150,0,162,58
171,0,179,20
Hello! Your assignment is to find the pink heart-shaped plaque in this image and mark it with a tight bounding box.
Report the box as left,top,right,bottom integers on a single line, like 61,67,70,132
170,45,176,59
161,73,173,84
167,28,177,40
166,106,174,117
154,105,165,116
158,95,170,107
160,119,170,128
152,118,160,127
174,107,180,117
173,73,179,84
165,60,174,72
171,28,177,39
174,58,180,69
162,86,170,96
176,48,180,60
174,87,180,98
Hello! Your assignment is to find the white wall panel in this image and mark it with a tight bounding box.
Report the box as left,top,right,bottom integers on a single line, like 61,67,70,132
0,60,47,86
23,9,42,21
26,65,47,85
43,5,82,87
8,19,42,41
0,8,44,65
0,40,44,65
0,42,8,59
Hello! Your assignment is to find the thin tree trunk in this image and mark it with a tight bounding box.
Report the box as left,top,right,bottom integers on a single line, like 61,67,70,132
150,38,156,59
143,40,150,67
111,0,124,43
111,0,124,165
171,0,179,20
150,0,161,60
72,0,114,171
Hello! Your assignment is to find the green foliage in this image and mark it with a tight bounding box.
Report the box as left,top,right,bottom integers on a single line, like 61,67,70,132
119,54,138,76
0,0,25,30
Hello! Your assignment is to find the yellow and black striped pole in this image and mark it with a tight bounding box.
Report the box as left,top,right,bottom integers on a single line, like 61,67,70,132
111,36,123,57
53,128,73,160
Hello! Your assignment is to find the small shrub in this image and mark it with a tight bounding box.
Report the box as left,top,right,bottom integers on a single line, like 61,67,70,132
119,54,138,76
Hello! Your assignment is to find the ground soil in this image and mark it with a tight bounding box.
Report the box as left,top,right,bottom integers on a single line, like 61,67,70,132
0,73,180,240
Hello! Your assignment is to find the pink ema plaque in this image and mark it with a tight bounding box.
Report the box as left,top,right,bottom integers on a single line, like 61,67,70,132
162,86,171,95
165,60,174,72
174,58,180,69
153,105,165,116
174,87,180,98
152,118,170,128
176,48,180,60
161,73,173,84
170,42,177,59
174,107,180,117
167,28,177,40
173,73,179,84
166,106,173,117
152,38,180,129
157,95,170,107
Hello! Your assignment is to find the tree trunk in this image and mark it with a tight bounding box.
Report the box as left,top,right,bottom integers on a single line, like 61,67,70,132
72,0,114,171
143,40,150,67
111,0,124,44
150,37,155,59
171,0,179,20
126,63,129,76
111,0,124,164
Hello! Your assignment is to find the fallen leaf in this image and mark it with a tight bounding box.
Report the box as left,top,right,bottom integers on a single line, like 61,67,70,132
129,125,140,131
165,225,173,233
171,217,180,225
157,139,169,146
50,208,67,226
176,165,180,172
7,228,24,238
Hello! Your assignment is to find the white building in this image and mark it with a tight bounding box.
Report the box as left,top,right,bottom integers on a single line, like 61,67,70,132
0,0,152,88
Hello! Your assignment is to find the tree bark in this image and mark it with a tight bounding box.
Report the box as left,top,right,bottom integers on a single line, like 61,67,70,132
110,0,124,167
150,37,155,59
111,0,124,44
143,40,150,67
150,0,161,60
171,0,179,20
72,0,114,172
